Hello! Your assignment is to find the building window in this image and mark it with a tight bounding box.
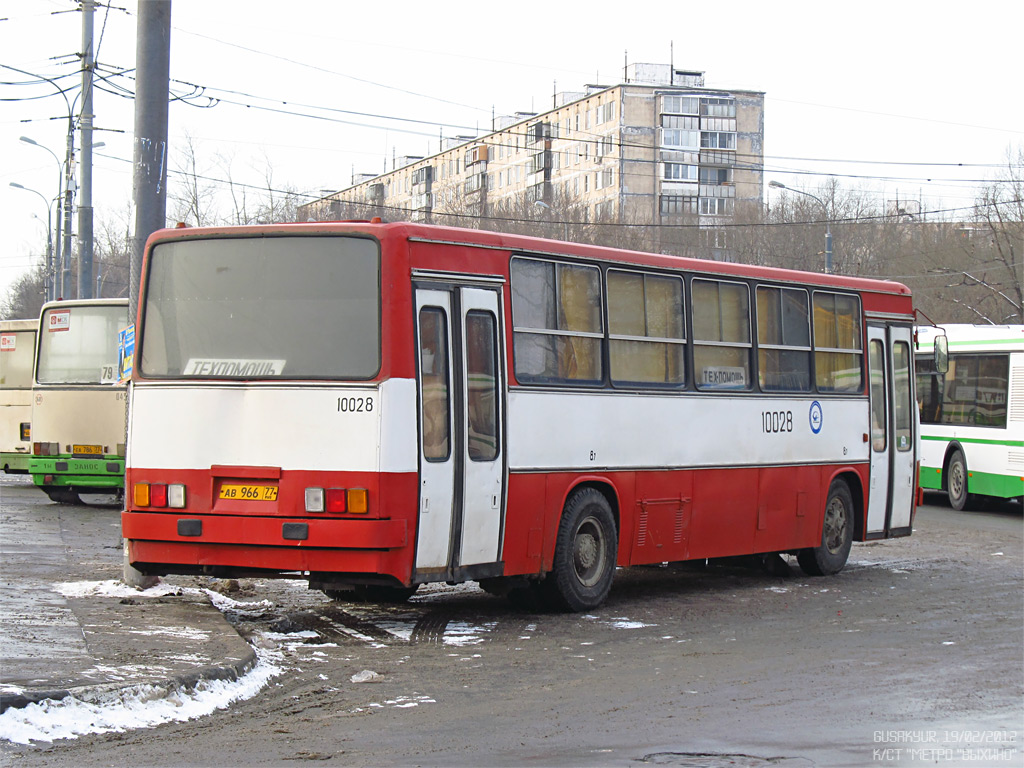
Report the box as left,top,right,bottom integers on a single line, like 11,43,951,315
701,117,737,132
699,167,732,185
662,95,699,115
700,98,736,118
699,198,734,215
662,129,700,149
700,132,736,150
662,115,700,130
664,163,698,181
660,195,698,215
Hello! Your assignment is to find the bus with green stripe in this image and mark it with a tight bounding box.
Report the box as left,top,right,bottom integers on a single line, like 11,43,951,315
915,324,1024,510
29,299,129,504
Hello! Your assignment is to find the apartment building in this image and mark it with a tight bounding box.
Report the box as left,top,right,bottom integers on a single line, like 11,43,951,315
301,63,764,258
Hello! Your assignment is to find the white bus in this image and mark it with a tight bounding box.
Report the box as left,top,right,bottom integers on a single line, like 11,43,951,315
123,222,921,611
916,324,1024,509
1,318,38,473
30,299,129,504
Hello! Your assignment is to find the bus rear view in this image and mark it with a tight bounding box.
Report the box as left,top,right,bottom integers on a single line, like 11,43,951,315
123,229,417,594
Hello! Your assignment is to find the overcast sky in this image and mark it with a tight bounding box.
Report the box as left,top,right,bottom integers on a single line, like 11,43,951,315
2,0,1022,302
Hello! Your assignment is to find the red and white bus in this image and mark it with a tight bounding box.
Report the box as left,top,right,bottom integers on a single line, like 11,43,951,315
122,221,919,610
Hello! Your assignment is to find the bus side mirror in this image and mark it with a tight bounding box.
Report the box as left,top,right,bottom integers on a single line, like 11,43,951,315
933,333,949,374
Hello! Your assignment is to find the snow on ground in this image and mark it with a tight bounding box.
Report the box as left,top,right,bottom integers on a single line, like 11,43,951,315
0,645,282,745
0,581,282,746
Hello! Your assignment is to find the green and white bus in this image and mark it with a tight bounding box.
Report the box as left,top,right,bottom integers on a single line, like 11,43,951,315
916,324,1024,510
29,299,129,504
1,318,38,473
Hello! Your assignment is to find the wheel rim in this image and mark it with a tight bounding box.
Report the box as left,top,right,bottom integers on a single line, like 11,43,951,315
572,515,607,588
823,495,848,554
949,458,965,501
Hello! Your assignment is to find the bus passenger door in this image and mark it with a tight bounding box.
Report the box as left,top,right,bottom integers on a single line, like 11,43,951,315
414,290,457,570
413,285,505,576
866,325,916,536
457,287,504,568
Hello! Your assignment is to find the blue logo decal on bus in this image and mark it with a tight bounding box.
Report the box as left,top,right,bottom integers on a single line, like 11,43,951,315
809,401,823,434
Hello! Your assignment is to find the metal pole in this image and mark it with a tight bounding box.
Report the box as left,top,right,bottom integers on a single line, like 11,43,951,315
131,0,172,319
78,0,95,298
62,127,74,299
824,227,833,275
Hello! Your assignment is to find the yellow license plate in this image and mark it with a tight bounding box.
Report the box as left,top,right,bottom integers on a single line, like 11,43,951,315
219,484,278,501
73,444,102,455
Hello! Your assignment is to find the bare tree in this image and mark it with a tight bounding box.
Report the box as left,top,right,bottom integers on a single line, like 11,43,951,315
0,264,46,320
169,132,220,227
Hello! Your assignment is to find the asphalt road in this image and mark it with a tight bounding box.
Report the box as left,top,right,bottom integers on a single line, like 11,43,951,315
2,482,1021,768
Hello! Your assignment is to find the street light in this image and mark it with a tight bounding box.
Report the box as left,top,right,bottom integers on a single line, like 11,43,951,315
769,180,833,274
3,66,77,300
20,136,63,301
534,200,569,241
10,182,54,299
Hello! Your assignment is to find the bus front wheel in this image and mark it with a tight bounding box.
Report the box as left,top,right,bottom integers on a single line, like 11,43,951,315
543,488,617,612
798,479,854,576
946,449,974,511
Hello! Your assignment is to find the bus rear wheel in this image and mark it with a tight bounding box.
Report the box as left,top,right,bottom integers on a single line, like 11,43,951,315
798,479,853,576
946,449,974,511
543,488,617,612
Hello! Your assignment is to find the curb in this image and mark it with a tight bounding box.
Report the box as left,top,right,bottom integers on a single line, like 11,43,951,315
0,645,257,713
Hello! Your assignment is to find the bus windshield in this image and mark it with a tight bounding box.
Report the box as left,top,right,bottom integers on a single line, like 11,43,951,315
140,235,381,379
37,305,125,385
1,330,35,388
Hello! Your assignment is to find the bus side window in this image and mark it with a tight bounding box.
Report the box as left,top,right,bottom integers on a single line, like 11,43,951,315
419,308,451,461
893,341,913,451
465,311,498,462
869,340,887,452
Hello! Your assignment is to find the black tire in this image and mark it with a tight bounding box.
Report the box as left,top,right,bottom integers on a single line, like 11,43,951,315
946,449,973,511
798,479,854,576
542,488,617,612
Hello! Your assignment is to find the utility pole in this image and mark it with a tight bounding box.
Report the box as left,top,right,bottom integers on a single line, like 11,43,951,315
78,0,95,299
61,120,74,299
130,0,171,318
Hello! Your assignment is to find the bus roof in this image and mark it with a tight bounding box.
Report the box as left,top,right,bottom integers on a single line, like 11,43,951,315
0,318,38,332
146,220,913,299
917,323,1024,351
39,298,129,312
